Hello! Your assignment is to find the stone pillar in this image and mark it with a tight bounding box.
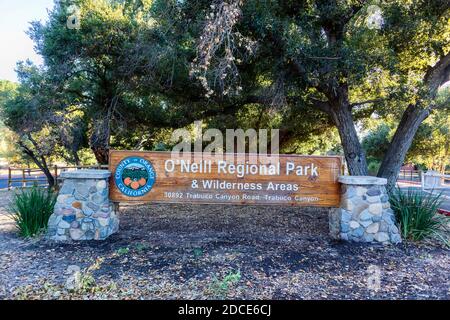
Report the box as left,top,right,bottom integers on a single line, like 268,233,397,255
47,170,119,241
329,176,402,244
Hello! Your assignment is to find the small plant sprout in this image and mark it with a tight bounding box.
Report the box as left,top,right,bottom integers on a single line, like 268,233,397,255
117,247,130,255
210,270,242,297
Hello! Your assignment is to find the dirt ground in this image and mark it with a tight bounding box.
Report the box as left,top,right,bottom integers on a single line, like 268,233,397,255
0,190,449,300
0,191,14,232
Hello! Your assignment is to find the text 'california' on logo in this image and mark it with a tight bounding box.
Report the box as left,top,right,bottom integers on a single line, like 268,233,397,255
115,157,156,197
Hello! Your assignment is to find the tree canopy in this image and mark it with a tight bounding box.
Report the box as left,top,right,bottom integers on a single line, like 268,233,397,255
0,0,449,188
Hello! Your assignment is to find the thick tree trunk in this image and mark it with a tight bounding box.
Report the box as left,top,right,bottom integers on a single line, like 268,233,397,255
19,139,55,188
35,155,55,188
90,95,118,165
90,137,109,165
90,115,111,165
378,105,430,190
72,151,81,166
377,53,449,190
41,166,55,188
329,105,369,176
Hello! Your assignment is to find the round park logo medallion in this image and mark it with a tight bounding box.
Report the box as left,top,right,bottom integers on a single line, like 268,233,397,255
114,157,156,197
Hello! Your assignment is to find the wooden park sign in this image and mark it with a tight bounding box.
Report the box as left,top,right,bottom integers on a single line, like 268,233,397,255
109,151,343,207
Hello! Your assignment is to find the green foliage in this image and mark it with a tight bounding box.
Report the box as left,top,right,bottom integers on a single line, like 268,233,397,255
1,62,89,177
0,80,20,162
408,108,450,171
362,124,391,163
363,108,450,172
0,80,18,113
66,258,105,293
153,142,170,151
283,127,342,155
9,186,57,238
77,272,96,292
389,188,449,244
2,0,449,178
116,247,130,255
210,270,241,298
367,160,381,176
122,167,148,182
192,247,204,258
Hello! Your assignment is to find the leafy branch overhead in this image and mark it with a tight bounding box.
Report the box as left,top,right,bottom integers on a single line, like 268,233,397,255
0,0,448,187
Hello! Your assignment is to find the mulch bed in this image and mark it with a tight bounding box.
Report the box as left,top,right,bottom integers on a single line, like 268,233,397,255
0,202,449,300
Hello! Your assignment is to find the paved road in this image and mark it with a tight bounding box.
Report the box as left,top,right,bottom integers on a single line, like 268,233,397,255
426,189,449,211
398,185,450,211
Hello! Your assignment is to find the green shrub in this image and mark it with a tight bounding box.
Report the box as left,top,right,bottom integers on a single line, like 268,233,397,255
367,161,381,176
389,188,449,244
9,186,57,238
153,142,169,151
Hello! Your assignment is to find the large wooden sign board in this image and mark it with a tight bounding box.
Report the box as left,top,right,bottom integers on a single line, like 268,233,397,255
109,151,343,207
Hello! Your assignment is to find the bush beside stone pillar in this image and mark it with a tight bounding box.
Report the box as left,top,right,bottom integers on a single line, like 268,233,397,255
330,176,402,244
47,170,119,241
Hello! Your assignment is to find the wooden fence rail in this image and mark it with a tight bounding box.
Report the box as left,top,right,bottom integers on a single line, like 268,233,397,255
397,169,422,182
4,165,109,190
397,169,450,183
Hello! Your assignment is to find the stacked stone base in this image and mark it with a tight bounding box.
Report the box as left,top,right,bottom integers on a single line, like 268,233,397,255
330,176,401,244
48,171,401,245
47,170,119,241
